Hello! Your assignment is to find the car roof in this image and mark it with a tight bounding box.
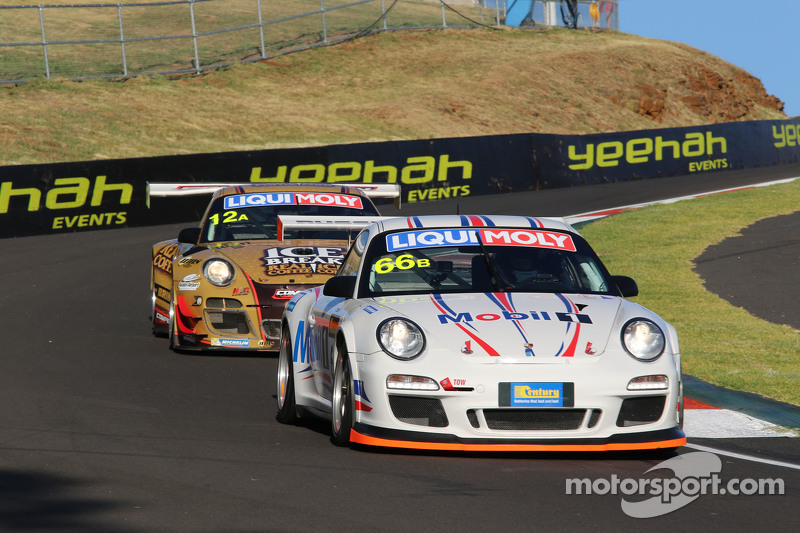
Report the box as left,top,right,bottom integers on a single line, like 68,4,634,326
370,215,577,234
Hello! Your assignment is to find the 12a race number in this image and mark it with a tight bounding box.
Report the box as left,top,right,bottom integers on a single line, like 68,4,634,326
208,211,249,225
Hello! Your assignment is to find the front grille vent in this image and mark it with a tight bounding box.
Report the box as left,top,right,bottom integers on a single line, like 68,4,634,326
467,409,480,428
206,310,249,334
483,409,586,430
388,395,448,427
588,409,602,428
616,396,666,427
206,298,243,309
261,319,282,341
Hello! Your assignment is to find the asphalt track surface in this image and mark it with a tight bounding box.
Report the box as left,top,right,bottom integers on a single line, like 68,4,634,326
3,164,800,532
695,210,800,330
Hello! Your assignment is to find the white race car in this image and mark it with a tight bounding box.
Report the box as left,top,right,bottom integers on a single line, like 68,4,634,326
277,215,685,452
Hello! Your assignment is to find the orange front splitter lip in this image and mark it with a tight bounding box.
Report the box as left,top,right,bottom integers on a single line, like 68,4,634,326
349,429,686,452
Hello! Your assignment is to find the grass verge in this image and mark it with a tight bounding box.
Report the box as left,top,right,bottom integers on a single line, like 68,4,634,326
580,179,800,406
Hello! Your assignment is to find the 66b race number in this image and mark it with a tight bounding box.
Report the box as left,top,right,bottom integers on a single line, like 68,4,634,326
375,254,430,273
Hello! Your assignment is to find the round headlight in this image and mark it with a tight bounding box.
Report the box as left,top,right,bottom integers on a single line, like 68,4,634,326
203,259,234,286
377,318,425,360
622,319,665,361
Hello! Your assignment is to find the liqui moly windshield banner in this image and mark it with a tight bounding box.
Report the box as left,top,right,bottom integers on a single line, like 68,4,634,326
223,192,363,209
386,228,576,252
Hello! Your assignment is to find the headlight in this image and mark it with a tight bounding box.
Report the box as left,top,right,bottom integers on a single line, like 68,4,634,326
386,375,439,391
622,319,665,361
203,259,235,286
627,375,669,390
378,318,425,360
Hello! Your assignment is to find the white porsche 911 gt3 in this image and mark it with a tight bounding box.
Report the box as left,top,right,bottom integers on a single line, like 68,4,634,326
277,214,685,452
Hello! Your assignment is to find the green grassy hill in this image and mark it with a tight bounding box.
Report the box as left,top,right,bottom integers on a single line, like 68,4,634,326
0,27,787,166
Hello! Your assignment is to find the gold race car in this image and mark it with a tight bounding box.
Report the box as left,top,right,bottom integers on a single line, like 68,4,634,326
150,183,399,351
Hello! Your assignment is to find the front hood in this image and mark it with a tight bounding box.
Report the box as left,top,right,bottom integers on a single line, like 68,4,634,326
208,239,349,284
373,292,622,361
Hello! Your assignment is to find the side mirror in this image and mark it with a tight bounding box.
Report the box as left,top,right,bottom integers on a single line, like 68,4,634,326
177,227,201,244
323,276,357,298
612,275,639,298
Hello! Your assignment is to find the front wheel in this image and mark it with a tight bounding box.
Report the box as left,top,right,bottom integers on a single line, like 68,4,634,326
151,287,161,336
150,265,168,337
276,328,299,424
168,294,178,350
330,342,354,447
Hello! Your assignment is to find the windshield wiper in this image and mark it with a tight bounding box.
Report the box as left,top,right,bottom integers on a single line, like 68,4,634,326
475,231,503,292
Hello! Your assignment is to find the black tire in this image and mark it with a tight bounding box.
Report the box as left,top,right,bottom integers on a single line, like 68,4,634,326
150,287,161,336
168,294,178,350
330,342,354,447
150,265,158,335
150,263,166,337
151,289,170,338
276,328,299,424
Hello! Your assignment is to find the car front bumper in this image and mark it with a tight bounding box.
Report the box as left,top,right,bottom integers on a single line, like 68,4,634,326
348,351,684,451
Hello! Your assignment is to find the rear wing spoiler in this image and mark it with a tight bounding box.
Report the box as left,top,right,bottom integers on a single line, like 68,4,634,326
147,182,402,208
276,215,392,241
277,215,579,242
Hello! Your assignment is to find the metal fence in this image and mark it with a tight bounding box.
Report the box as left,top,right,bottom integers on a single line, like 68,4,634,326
0,0,617,84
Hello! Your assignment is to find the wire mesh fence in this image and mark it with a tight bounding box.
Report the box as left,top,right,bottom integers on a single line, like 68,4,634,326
0,0,617,84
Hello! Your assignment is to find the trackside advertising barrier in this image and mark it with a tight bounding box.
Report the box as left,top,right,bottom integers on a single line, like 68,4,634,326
1,119,798,238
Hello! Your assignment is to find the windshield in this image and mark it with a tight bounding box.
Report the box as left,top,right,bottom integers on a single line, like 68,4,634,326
199,192,379,242
359,227,618,296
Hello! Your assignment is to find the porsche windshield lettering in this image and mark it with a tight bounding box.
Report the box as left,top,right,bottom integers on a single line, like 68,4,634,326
223,192,363,210
209,211,249,225
387,229,575,252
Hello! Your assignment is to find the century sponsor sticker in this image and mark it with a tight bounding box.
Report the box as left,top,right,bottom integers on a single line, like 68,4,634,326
386,228,575,252
499,382,574,407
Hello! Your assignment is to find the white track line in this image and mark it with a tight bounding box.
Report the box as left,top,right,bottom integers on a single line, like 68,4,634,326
565,177,800,224
683,408,798,439
685,442,800,471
